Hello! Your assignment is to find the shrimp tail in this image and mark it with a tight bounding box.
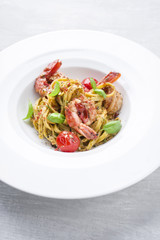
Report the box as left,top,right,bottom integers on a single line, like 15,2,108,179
43,60,62,80
99,72,121,84
75,123,98,140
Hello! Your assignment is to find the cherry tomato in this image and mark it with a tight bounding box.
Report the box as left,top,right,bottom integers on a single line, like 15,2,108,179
82,77,98,91
56,131,80,152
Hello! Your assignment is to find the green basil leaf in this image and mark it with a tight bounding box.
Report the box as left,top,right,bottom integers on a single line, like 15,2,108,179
49,81,60,97
94,89,106,98
90,78,97,90
23,101,33,120
103,120,122,134
47,113,65,124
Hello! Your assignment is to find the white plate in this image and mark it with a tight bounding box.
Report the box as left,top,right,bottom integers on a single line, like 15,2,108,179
0,30,159,199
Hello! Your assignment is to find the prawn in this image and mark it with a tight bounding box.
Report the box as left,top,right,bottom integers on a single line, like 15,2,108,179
65,95,98,140
99,72,123,115
35,59,64,97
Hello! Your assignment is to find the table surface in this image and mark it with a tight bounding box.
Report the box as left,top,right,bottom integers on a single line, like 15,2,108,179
0,0,160,239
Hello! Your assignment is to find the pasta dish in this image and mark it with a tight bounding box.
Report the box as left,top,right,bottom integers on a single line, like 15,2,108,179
23,60,123,152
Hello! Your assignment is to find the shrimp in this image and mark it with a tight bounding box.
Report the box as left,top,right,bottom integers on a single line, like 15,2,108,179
65,95,98,139
99,72,123,115
105,90,123,115
35,59,65,97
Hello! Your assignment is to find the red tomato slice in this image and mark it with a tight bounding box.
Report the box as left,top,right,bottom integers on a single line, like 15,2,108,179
82,78,98,91
56,131,80,152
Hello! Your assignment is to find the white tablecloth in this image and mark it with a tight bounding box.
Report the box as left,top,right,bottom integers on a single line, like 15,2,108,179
0,0,160,239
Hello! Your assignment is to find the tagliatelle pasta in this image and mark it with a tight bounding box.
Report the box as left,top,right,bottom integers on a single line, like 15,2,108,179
32,77,122,151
